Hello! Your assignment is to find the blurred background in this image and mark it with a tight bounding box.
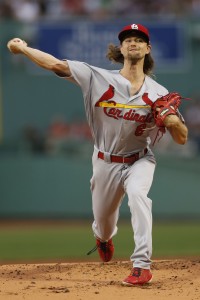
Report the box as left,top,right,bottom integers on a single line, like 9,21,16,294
0,0,199,263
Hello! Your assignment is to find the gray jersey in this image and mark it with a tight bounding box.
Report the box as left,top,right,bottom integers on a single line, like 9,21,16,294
65,60,168,155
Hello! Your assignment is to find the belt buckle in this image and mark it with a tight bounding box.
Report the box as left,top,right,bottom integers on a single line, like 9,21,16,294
103,152,112,163
122,156,125,163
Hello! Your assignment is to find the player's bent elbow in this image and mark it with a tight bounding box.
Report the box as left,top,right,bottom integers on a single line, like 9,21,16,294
51,62,71,76
177,131,188,145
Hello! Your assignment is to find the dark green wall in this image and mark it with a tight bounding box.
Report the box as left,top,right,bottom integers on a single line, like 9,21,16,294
0,154,199,219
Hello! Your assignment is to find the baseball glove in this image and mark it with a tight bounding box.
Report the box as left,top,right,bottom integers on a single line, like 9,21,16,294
151,92,182,127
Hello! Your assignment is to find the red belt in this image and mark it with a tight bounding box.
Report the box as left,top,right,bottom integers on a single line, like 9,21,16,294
98,148,148,164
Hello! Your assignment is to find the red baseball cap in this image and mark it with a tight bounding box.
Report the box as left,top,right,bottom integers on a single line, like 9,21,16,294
118,24,150,43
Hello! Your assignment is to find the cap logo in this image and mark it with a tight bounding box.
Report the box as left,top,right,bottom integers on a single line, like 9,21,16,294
131,24,138,30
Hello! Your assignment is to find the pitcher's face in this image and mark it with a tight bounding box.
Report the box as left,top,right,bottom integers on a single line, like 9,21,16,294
120,35,151,62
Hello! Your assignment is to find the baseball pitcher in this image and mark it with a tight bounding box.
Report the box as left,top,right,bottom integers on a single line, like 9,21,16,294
7,23,188,286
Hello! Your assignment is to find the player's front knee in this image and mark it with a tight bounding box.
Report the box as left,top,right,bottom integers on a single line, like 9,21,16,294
127,187,145,201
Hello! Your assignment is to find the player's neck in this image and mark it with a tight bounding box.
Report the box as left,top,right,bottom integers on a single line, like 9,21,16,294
120,61,145,84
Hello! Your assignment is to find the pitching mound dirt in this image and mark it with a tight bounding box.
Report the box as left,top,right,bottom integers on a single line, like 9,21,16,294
0,259,199,300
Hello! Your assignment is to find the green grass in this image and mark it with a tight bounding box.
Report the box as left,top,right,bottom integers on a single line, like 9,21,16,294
152,222,200,257
0,221,199,263
115,221,200,259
